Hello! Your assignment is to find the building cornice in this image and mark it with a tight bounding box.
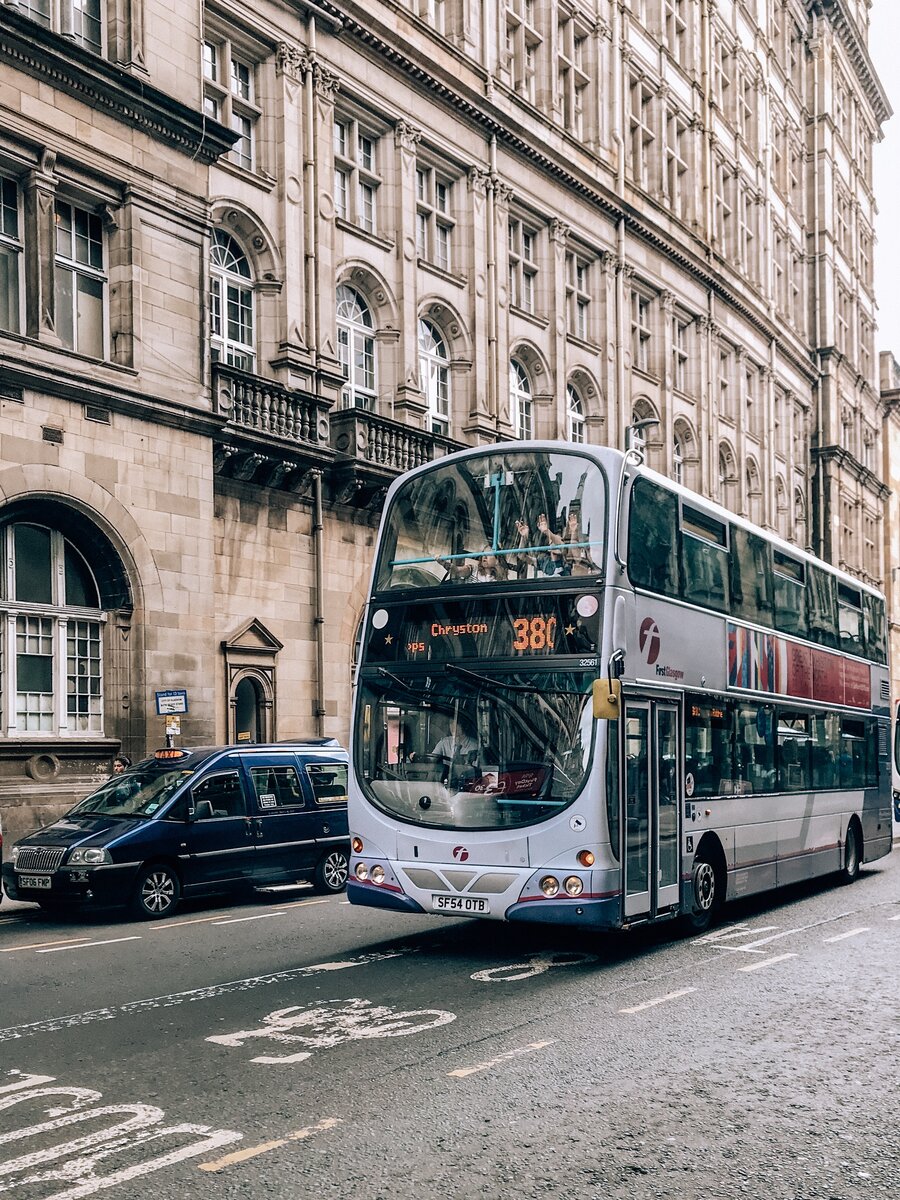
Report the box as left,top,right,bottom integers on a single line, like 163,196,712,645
0,8,237,164
811,0,892,126
811,443,891,500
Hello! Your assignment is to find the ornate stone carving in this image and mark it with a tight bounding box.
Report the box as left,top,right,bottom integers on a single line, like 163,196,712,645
394,120,423,156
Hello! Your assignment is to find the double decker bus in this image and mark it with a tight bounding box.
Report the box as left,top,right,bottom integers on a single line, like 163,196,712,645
348,442,892,932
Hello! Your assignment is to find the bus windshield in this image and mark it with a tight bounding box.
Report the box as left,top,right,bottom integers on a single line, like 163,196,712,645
373,449,607,591
356,667,595,830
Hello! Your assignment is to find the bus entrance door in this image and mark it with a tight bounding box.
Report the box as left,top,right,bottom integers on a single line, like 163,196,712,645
623,700,681,921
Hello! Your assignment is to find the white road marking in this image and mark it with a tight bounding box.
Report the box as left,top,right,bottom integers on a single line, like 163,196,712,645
207,998,456,1064
35,937,142,955
888,913,900,921
151,914,234,930
0,937,93,954
277,899,331,910
737,953,797,972
0,951,410,1043
696,925,780,946
0,1072,241,1197
823,927,869,943
619,987,697,1014
211,913,286,926
448,1040,555,1079
199,1117,341,1172
472,951,597,983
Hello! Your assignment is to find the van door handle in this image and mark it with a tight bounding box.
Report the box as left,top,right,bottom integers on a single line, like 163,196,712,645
254,818,263,838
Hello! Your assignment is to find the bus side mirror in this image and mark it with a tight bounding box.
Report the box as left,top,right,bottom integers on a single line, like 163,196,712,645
593,678,621,720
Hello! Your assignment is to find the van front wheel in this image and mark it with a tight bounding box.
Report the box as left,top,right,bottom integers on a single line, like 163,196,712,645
132,864,181,919
314,849,349,894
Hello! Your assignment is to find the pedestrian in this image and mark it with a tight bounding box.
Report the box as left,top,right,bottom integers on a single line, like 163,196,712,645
112,754,132,775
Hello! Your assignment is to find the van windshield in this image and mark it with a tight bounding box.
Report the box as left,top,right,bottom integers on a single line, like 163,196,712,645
68,769,194,819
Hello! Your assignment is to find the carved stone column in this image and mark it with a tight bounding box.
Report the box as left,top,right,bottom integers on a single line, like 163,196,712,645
24,151,62,346
393,120,427,428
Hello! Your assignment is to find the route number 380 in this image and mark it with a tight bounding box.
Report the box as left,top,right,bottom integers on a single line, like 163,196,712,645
512,616,557,652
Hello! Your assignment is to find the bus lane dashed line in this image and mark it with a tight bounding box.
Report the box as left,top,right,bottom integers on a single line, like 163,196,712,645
737,952,798,972
619,987,697,1014
447,1040,556,1079
199,1118,342,1172
823,926,869,942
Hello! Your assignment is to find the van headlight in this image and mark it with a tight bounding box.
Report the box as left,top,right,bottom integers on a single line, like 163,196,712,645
10,845,20,863
67,848,112,866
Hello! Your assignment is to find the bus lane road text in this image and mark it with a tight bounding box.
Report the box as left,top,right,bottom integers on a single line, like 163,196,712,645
0,1069,242,1199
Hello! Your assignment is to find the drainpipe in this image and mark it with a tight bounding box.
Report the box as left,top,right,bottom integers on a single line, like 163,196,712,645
811,18,825,558
611,4,626,451
312,469,326,736
305,17,319,361
487,135,498,432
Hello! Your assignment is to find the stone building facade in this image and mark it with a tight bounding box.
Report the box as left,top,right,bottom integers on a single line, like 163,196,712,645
0,0,889,843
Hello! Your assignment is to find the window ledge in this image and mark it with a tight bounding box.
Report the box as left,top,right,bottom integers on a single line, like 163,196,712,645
565,332,600,353
509,305,549,330
213,158,277,192
335,218,394,253
417,259,466,289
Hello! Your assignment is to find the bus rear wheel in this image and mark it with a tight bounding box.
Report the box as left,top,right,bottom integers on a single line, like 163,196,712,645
684,854,719,934
840,821,862,884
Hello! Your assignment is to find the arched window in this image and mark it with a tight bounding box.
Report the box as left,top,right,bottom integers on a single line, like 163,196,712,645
567,384,585,443
794,486,807,546
210,230,255,371
746,458,762,525
510,359,532,438
0,524,104,734
775,476,789,540
718,443,737,511
673,434,685,484
418,319,450,435
337,285,376,410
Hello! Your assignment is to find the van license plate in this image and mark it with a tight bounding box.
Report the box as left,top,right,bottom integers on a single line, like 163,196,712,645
431,894,487,914
19,875,52,890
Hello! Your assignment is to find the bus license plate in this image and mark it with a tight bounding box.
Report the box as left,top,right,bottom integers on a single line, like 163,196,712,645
19,875,52,889
431,894,488,915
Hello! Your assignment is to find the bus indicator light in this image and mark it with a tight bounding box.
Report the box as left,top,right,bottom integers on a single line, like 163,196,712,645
577,850,595,867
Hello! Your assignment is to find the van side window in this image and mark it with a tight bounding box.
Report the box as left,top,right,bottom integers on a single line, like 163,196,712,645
192,772,246,819
249,765,305,810
307,763,349,806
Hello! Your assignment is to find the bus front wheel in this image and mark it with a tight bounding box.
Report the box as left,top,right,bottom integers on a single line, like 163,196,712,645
684,854,719,934
840,820,862,885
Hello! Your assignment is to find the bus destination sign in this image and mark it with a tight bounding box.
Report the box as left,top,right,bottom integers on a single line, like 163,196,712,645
366,595,600,664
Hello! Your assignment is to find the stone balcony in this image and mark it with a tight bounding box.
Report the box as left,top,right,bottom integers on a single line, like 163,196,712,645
212,363,464,506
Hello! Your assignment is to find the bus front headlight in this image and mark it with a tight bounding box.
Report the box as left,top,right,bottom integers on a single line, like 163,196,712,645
370,865,385,884
540,875,560,897
564,875,584,897
354,863,369,881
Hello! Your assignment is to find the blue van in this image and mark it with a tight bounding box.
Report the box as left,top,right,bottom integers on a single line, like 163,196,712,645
1,740,349,919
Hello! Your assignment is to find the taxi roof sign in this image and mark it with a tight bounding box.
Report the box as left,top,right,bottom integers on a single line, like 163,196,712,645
154,747,190,761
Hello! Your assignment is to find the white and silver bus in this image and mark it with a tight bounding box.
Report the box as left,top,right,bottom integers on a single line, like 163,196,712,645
348,443,892,932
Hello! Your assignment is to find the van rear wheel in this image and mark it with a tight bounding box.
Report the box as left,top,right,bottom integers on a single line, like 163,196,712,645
314,849,349,894
132,864,181,919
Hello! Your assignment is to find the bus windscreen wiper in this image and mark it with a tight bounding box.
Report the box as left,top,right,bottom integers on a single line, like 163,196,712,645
376,668,433,696
445,663,590,697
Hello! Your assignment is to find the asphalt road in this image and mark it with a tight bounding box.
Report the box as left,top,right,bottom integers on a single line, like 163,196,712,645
1,854,899,1200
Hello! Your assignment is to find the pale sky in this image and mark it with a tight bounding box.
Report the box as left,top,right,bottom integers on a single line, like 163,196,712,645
870,3,900,361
